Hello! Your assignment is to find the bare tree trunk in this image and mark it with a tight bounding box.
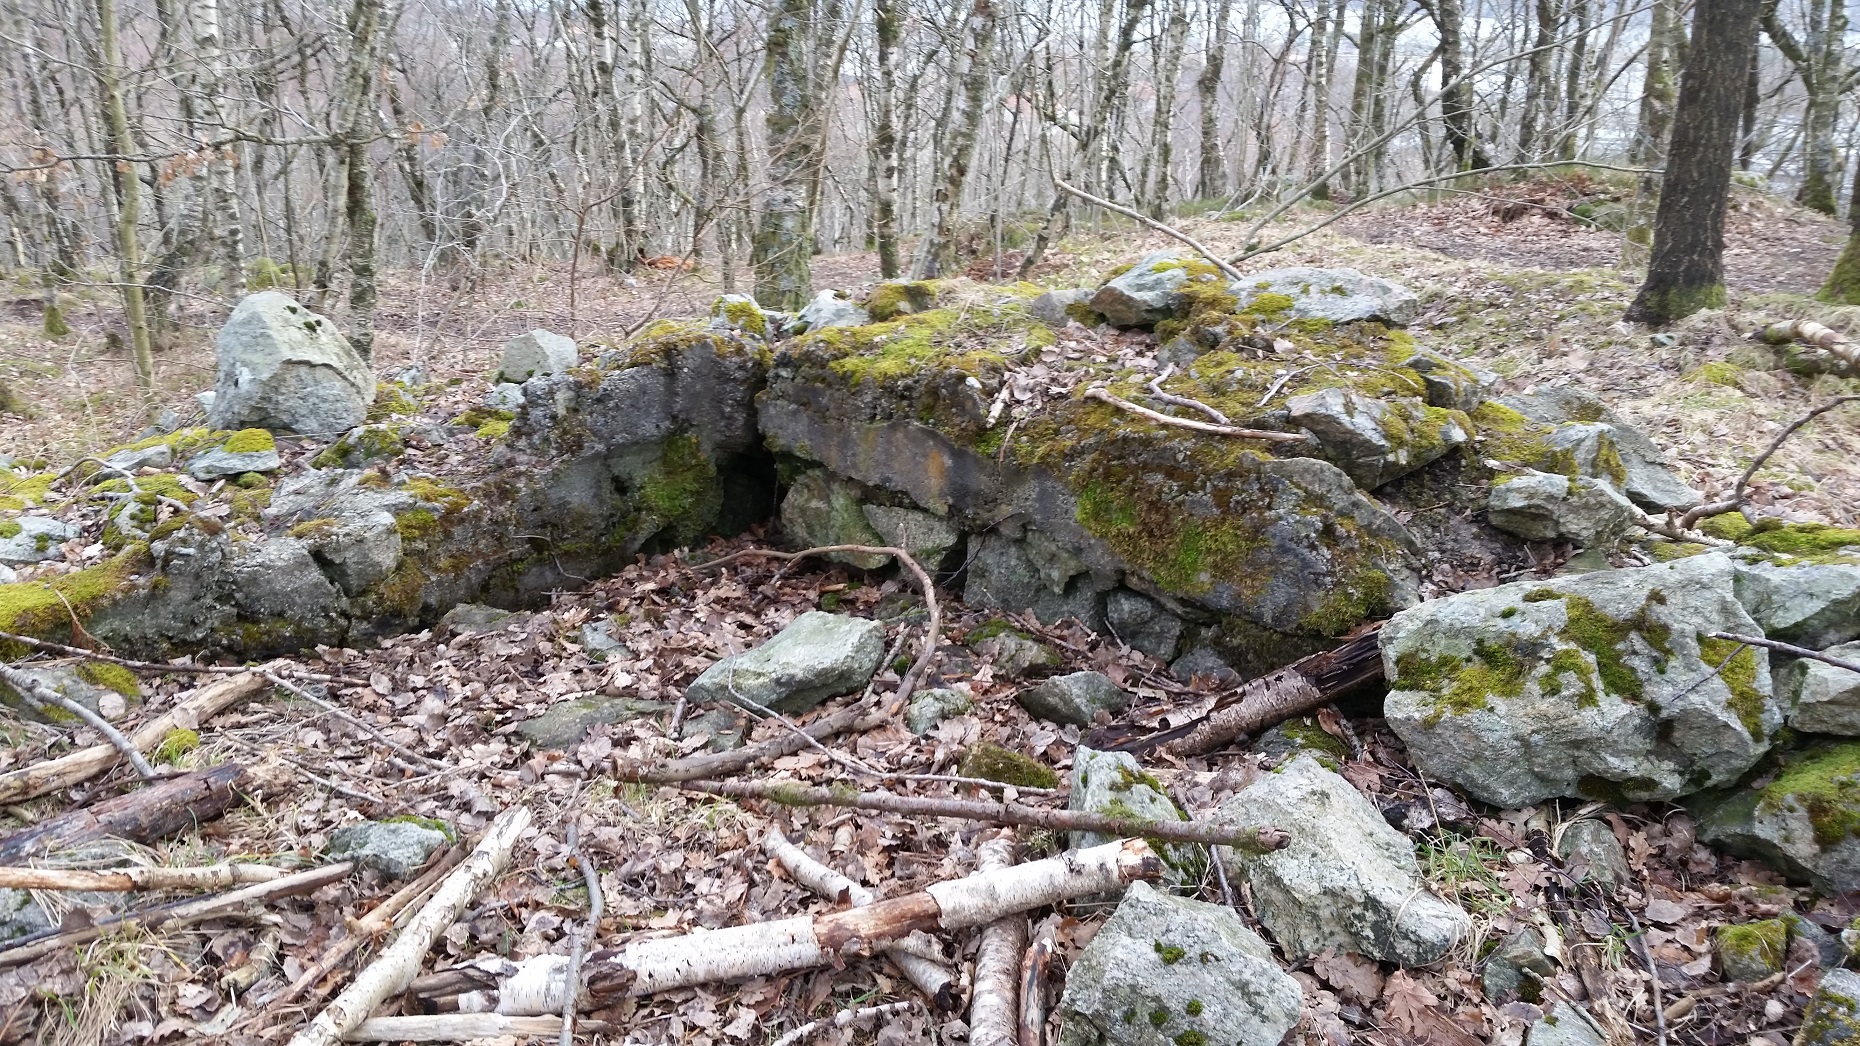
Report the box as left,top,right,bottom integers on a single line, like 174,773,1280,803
752,0,819,308
1630,0,1681,176
1517,0,1559,160
1428,0,1490,171
1142,0,1190,216
919,0,998,277
93,0,158,418
1194,0,1232,199
192,0,244,296
1558,0,1593,159
1626,0,1763,324
1763,0,1843,214
872,0,903,278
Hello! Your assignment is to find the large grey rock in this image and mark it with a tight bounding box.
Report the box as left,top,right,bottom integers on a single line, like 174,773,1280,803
499,329,579,382
1030,288,1092,325
327,820,450,880
517,695,667,749
186,444,282,480
0,516,78,564
1230,266,1420,326
208,291,374,435
793,291,869,332
1089,252,1197,328
685,612,886,715
1798,968,1860,1046
780,470,888,569
1070,748,1195,887
905,687,972,735
862,504,960,569
0,888,50,944
1526,1002,1607,1046
964,531,1111,630
1214,756,1471,965
1056,880,1302,1046
1104,589,1183,662
1500,390,1701,512
104,443,174,471
1688,739,1860,894
293,509,401,596
1731,554,1860,650
1787,640,1860,734
1487,470,1636,546
1383,553,1779,806
1286,388,1468,489
1018,671,1131,726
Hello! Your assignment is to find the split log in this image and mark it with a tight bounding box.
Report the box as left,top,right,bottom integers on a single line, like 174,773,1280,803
0,671,267,804
1756,319,1858,372
424,838,1163,1016
969,831,1024,1046
342,1015,613,1042
288,806,533,1046
617,703,891,783
0,861,282,892
680,779,1287,852
1018,929,1054,1046
0,860,352,967
0,762,247,864
764,827,960,1010
1088,625,1384,758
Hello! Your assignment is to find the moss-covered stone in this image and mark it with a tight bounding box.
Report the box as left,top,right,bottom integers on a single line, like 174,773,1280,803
958,742,1060,789
1758,742,1860,848
1715,919,1788,981
1696,634,1767,739
75,661,141,699
865,280,942,321
0,548,147,658
154,727,199,764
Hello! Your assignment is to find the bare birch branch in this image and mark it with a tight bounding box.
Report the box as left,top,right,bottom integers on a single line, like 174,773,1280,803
1051,178,1244,281
1083,388,1311,443
969,830,1024,1046
1676,396,1860,529
0,862,283,892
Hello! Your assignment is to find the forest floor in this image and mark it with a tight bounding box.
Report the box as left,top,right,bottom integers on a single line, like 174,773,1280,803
0,178,1858,1046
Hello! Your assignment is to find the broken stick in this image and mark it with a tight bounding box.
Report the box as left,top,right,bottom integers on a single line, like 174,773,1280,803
428,838,1161,1015
276,844,468,1006
1707,633,1860,675
0,762,248,864
1084,387,1310,443
969,830,1025,1046
288,806,533,1046
0,861,283,892
679,779,1286,851
764,827,961,1010
1,662,156,780
0,671,266,804
618,702,891,783
341,1015,614,1042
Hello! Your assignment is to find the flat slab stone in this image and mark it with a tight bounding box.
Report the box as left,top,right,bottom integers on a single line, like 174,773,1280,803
685,611,887,716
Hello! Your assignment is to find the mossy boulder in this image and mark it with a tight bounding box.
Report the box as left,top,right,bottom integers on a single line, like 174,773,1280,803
1689,738,1860,894
684,611,886,716
1714,919,1790,981
1486,470,1636,546
1090,252,1215,328
1498,389,1701,512
1285,388,1470,489
1229,266,1420,326
0,663,142,722
1798,968,1860,1046
1383,553,1779,806
1070,747,1198,887
0,516,78,565
864,280,940,322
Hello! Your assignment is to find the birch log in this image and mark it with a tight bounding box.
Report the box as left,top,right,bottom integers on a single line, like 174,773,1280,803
0,861,283,891
288,806,533,1046
968,830,1024,1046
0,671,266,804
435,838,1163,1015
764,828,960,1010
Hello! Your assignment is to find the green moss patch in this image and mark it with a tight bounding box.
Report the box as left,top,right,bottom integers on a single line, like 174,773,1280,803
1757,741,1860,847
221,428,276,454
957,743,1060,789
1525,589,1671,701
0,472,55,512
76,661,141,698
1696,634,1768,739
1715,919,1788,975
154,728,199,764
0,548,147,657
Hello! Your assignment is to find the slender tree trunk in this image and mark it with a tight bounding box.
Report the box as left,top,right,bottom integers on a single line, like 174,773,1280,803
1431,0,1490,171
752,0,818,308
1194,0,1232,199
1558,0,1592,159
1306,0,1334,198
1630,0,1680,174
192,0,244,296
1818,153,1860,301
872,0,902,277
1517,0,1558,160
1142,0,1190,216
93,0,158,418
1626,0,1763,325
919,0,998,277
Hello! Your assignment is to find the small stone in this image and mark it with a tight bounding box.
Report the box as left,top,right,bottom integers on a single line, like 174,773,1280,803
1526,1001,1607,1046
1715,919,1789,982
1483,927,1554,1002
195,390,217,413
1798,968,1860,1046
1089,252,1193,328
104,443,174,472
1248,717,1350,768
187,445,282,480
793,290,869,331
1029,288,1092,325
1555,819,1631,897
485,383,526,411
1017,671,1131,726
327,820,451,881
437,603,525,637
1287,388,1467,489
0,664,140,723
517,695,668,749
1487,471,1636,546
1170,647,1239,685
1056,880,1302,1046
1403,351,1490,412
1788,640,1860,734
1689,737,1860,894
685,612,887,716
682,707,746,752
0,516,79,564
708,294,774,338
905,687,972,735
970,628,1060,678
0,888,50,944
394,365,427,387
499,329,579,382
579,619,634,662
0,564,14,584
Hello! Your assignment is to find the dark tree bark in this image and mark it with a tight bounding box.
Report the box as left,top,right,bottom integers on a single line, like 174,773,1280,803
1194,0,1232,199
1818,157,1860,302
1625,0,1763,325
1426,0,1490,171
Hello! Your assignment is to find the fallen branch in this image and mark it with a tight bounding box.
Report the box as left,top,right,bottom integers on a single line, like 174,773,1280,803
0,762,248,864
1756,319,1858,373
1706,633,1860,675
0,860,353,967
693,544,942,705
288,806,533,1046
1083,387,1310,443
559,821,603,1046
1677,396,1860,530
765,827,960,1010
276,844,468,1005
770,1002,916,1046
0,629,260,676
1630,506,1732,547
266,671,447,772
424,838,1163,1015
679,779,1287,852
0,861,283,892
0,662,156,780
970,831,1024,1046
1019,928,1054,1046
0,671,266,804
1051,178,1245,282
342,1015,613,1042
1147,363,1229,424
617,703,892,783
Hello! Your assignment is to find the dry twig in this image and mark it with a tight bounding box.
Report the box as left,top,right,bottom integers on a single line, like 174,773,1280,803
1677,395,1860,530
770,1002,917,1046
1051,178,1245,281
0,862,283,892
0,662,156,780
1706,633,1860,675
1083,387,1309,443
